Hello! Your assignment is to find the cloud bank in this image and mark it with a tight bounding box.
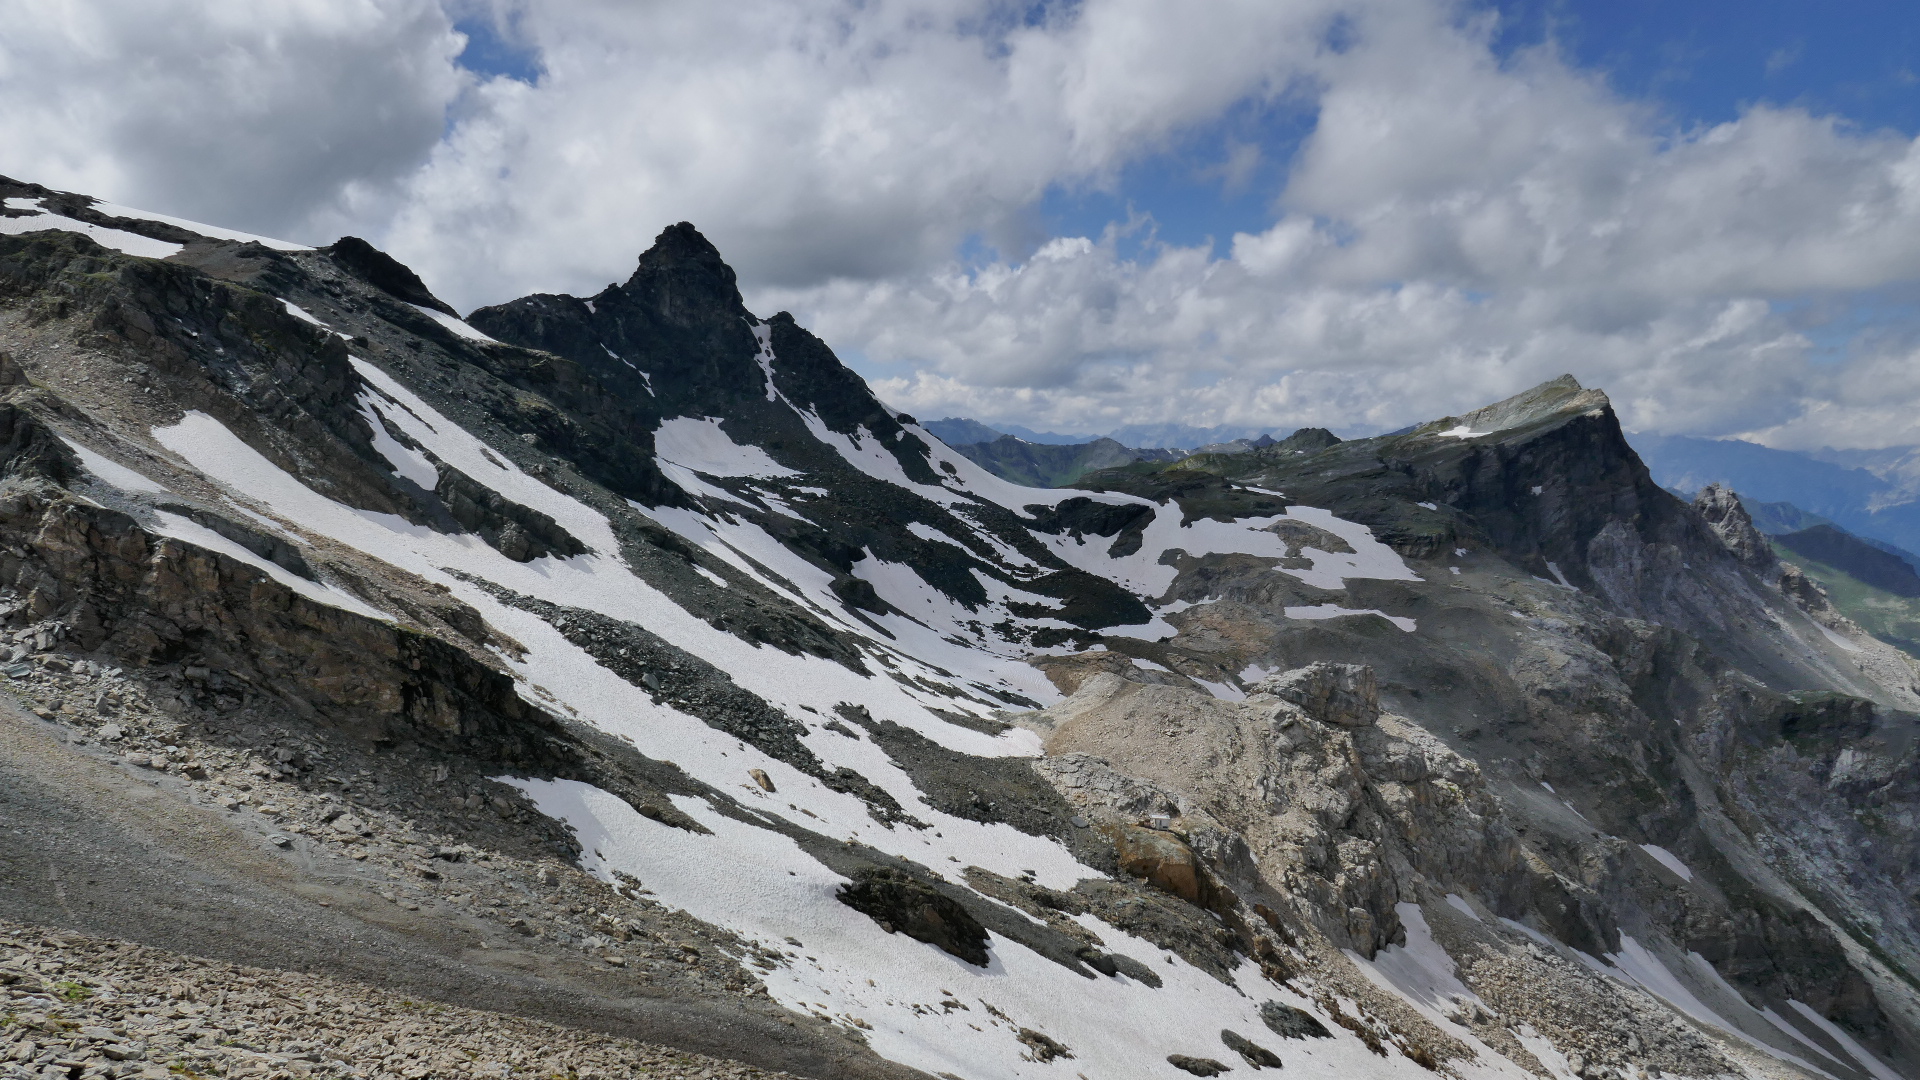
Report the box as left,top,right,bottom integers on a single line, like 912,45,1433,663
3,0,1919,447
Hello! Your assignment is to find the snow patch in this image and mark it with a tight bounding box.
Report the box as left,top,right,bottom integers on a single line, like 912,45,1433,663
149,511,386,621
1284,604,1416,632
67,442,168,494
411,304,500,344
90,200,309,250
653,417,799,479
1638,844,1693,882
509,777,1432,1080
1788,1000,1904,1080
357,390,441,490
0,202,183,259
280,300,326,327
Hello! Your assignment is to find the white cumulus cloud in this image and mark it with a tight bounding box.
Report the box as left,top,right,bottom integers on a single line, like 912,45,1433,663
3,0,1920,448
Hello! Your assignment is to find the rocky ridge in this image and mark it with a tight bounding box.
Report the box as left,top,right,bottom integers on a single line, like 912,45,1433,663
0,174,1913,1080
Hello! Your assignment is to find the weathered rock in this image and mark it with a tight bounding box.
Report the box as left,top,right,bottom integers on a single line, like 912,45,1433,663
1253,662,1378,727
1168,1053,1231,1076
1691,483,1775,569
1015,1028,1072,1062
1111,824,1202,903
1259,1001,1331,1040
835,868,989,966
1221,1029,1283,1068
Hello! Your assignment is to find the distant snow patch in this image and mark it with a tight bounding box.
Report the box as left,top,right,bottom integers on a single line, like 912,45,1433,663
357,391,440,490
693,564,729,588
91,200,310,250
1814,621,1862,653
0,202,183,259
67,443,168,494
280,300,326,327
654,417,798,478
1602,936,1841,1077
1194,678,1244,701
1443,894,1481,922
411,304,499,343
1638,844,1693,882
1438,426,1488,438
1284,604,1416,632
1788,1000,1904,1080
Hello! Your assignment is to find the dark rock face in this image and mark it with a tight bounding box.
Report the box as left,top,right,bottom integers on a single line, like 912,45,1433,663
1023,496,1154,544
322,237,458,316
835,868,990,966
1259,1001,1332,1040
468,222,1155,644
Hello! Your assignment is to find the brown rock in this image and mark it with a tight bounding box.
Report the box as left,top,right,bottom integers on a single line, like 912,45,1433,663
1111,824,1201,902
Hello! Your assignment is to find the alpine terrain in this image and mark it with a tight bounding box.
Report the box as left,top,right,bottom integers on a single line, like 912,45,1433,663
0,175,1915,1080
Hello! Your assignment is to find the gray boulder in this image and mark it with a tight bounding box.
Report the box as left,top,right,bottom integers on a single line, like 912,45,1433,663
1254,662,1379,727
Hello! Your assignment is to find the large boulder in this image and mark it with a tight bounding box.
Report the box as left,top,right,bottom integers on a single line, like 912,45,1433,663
836,868,990,966
1254,662,1379,727
1112,824,1202,902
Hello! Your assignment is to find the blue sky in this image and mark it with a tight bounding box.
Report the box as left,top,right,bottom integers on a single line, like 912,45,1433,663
1039,0,1920,262
11,1,1920,448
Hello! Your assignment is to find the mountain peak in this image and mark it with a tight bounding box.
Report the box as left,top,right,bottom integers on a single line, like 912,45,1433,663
626,221,742,312
322,236,458,316
1418,373,1606,439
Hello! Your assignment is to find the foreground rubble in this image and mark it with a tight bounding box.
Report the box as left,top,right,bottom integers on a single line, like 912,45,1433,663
0,920,788,1080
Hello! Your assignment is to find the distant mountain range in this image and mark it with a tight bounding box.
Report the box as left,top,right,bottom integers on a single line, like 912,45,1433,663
1632,432,1920,556
924,417,1279,450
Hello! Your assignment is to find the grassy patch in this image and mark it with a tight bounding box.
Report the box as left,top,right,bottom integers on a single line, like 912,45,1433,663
1775,543,1920,658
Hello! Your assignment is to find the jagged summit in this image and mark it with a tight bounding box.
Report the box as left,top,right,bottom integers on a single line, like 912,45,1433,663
322,235,459,316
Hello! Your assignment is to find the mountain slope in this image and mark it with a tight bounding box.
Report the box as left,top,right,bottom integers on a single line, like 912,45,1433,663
947,435,1182,488
0,175,1914,1080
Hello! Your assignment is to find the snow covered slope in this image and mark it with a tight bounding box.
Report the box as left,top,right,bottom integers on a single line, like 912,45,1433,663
0,173,1914,1080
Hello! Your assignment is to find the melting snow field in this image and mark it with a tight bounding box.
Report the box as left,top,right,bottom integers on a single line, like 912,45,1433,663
508,777,1440,1080
653,416,799,478
410,303,500,343
122,345,1510,1080
1283,604,1417,632
1,198,183,259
